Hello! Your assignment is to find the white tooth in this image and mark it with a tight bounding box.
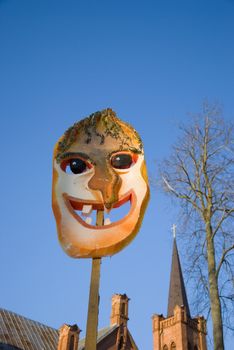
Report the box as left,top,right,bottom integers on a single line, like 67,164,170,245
85,217,92,225
104,218,111,226
82,205,92,216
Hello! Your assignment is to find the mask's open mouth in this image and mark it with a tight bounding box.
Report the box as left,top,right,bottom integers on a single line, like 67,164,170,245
63,191,136,229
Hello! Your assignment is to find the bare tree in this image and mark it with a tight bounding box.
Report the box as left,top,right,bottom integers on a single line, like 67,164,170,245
160,103,234,350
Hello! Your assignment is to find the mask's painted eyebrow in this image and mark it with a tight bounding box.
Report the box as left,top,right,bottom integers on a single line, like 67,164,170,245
57,152,93,162
109,147,142,156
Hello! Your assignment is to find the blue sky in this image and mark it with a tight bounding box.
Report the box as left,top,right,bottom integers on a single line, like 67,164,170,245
0,0,233,349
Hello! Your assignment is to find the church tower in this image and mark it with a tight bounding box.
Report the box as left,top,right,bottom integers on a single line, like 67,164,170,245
152,237,207,350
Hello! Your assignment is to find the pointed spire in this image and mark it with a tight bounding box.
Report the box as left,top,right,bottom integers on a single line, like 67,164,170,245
167,237,191,317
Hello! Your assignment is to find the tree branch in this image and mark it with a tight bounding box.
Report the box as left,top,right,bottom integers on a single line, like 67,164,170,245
216,244,234,278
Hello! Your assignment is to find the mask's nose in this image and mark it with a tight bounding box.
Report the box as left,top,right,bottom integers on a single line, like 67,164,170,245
88,164,122,209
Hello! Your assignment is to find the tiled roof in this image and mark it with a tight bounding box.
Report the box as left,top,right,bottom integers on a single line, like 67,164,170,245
0,309,137,350
0,308,58,350
78,324,118,350
167,239,191,317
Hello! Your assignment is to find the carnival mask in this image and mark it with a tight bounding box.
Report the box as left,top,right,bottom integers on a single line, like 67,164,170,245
52,109,149,258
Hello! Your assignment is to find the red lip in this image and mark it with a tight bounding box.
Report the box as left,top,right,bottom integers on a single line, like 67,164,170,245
63,191,136,229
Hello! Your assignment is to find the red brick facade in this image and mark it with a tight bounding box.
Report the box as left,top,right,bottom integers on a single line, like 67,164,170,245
152,305,207,350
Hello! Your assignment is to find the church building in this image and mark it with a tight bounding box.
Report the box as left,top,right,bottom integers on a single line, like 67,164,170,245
0,238,207,350
152,238,207,350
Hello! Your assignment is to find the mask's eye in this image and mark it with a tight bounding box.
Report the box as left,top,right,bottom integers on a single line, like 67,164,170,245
61,158,90,174
111,153,136,170
70,159,87,174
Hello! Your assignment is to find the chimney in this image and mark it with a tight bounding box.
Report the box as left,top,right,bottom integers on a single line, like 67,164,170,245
110,294,129,326
57,324,81,350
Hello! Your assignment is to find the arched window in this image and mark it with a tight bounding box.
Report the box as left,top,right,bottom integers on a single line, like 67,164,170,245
69,335,74,350
194,346,198,350
171,342,176,350
121,302,126,315
188,342,192,350
163,345,168,350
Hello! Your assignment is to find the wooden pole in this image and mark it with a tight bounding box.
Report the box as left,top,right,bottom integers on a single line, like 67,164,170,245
84,210,104,350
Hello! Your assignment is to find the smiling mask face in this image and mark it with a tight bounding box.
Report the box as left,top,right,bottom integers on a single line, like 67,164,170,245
52,109,149,258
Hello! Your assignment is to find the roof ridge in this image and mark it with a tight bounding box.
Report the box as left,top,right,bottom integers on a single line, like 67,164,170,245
96,324,119,343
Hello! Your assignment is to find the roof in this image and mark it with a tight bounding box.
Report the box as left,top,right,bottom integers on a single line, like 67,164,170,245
0,309,138,350
167,239,191,317
78,324,118,350
0,308,58,350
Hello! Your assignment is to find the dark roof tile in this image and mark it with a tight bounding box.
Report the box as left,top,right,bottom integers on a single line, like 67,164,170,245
0,309,58,350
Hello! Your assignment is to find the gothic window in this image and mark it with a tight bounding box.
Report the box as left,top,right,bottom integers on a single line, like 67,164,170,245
163,345,168,350
194,346,198,350
171,342,176,350
121,302,126,315
69,335,74,350
188,342,192,350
